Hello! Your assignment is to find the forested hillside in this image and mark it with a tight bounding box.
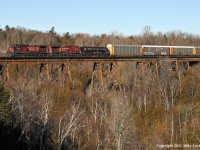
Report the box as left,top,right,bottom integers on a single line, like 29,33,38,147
0,26,200,149
1,25,200,52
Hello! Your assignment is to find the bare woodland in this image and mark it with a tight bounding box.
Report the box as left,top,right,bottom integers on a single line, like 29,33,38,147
1,25,200,52
0,26,200,149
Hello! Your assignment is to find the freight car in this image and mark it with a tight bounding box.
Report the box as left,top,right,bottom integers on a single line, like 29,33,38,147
142,45,170,55
107,44,141,56
196,47,200,55
106,44,197,56
170,46,195,55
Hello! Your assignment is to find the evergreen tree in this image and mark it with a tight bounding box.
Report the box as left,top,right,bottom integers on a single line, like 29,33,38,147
0,83,26,149
0,83,11,126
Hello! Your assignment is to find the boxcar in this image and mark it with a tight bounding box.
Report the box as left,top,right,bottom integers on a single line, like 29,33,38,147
195,47,200,55
107,44,141,56
142,45,170,55
171,46,194,56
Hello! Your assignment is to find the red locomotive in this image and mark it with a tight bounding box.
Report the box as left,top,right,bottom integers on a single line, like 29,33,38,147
49,46,81,56
8,44,49,57
7,44,110,57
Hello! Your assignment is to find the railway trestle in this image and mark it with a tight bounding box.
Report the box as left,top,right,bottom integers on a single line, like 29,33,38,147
88,62,121,95
0,57,199,94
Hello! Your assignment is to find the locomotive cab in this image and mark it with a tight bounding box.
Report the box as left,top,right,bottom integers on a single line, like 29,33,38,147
7,46,14,56
7,44,23,57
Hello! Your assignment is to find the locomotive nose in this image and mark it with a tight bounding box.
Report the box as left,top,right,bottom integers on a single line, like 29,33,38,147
8,47,14,52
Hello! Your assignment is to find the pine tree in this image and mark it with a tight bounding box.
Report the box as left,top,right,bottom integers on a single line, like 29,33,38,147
0,83,11,127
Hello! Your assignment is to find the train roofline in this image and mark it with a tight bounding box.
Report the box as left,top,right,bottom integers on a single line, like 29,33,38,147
107,44,196,48
142,45,195,48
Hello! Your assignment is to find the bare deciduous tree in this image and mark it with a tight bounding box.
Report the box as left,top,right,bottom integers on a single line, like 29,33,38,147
57,102,85,150
36,90,54,150
105,93,135,150
9,76,38,148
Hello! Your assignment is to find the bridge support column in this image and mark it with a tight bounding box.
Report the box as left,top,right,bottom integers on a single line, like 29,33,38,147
89,62,121,95
107,62,121,90
155,60,159,76
171,61,178,71
40,63,50,81
171,61,190,71
56,62,72,86
138,61,159,76
0,64,10,81
184,61,189,70
64,62,72,83
39,62,72,85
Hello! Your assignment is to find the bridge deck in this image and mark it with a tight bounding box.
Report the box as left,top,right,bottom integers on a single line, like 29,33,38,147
0,56,200,63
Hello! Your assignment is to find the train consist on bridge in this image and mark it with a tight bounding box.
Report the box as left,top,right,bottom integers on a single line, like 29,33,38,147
7,44,200,57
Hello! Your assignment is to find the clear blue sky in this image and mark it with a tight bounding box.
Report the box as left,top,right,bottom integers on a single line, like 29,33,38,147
1,0,200,36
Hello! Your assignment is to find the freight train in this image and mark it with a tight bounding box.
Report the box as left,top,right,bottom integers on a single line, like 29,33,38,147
7,44,200,57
